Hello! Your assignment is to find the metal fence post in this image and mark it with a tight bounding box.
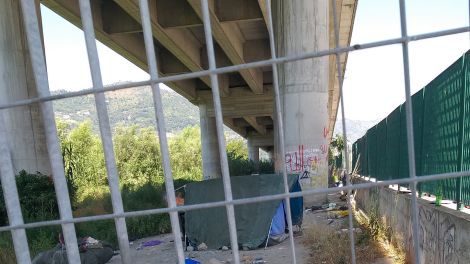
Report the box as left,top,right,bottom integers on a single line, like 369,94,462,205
456,56,467,211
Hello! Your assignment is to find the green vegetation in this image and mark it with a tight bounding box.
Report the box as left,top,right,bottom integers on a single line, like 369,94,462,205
0,119,273,262
52,86,199,133
329,134,345,183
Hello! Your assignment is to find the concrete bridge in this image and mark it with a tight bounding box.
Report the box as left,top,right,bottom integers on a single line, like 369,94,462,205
1,0,356,191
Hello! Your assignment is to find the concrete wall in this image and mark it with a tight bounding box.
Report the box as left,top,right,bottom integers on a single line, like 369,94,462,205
0,0,50,175
356,180,470,264
274,0,330,204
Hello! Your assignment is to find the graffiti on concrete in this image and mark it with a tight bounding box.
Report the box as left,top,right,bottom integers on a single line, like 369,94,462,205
440,217,456,263
285,144,328,188
285,145,322,175
418,206,438,263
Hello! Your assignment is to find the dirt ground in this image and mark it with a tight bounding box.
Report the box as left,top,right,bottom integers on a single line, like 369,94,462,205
107,193,395,264
107,231,308,264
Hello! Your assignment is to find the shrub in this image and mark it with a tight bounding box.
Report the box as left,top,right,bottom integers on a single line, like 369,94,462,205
0,171,60,226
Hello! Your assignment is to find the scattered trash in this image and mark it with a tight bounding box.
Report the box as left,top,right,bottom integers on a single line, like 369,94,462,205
185,258,201,264
339,228,362,233
328,210,349,219
221,246,229,251
32,236,114,264
137,239,163,250
251,257,266,263
197,242,208,251
306,203,337,212
187,246,195,252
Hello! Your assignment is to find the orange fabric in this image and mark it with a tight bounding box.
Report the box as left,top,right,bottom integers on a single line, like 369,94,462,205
176,196,185,206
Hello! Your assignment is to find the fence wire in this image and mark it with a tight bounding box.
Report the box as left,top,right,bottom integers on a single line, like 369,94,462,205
0,0,469,264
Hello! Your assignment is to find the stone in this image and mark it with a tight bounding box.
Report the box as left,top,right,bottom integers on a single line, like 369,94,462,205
221,246,229,251
203,258,223,264
197,242,208,251
187,246,194,252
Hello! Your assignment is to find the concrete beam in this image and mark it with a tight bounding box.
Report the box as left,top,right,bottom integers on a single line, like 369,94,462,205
215,0,263,23
243,40,270,63
43,0,198,101
206,102,273,118
257,0,269,27
156,0,263,28
156,0,202,28
196,86,273,103
255,116,273,126
102,0,142,34
244,116,266,136
248,132,274,147
187,0,264,94
113,0,215,90
224,117,247,137
196,86,272,117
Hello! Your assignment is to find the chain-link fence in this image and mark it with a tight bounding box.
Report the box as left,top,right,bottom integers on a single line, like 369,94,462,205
1,0,470,263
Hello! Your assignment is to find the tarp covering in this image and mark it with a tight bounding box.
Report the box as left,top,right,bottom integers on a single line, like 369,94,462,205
185,174,302,250
270,202,286,236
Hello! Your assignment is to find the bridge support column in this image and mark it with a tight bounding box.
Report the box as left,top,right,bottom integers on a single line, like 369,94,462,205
247,137,259,173
274,0,329,204
199,104,222,179
0,0,50,175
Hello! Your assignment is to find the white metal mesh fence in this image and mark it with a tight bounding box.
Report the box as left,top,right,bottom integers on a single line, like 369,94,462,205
0,0,469,263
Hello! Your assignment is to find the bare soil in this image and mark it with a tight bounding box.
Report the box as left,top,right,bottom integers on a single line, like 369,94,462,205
107,193,398,264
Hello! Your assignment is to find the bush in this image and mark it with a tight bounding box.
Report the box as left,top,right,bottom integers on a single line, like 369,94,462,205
73,182,187,245
0,171,60,226
228,152,275,176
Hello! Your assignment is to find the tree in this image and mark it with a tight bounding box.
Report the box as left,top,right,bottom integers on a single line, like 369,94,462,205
169,126,203,181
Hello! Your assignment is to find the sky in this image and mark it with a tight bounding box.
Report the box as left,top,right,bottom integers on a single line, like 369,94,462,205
40,0,470,122
341,0,469,121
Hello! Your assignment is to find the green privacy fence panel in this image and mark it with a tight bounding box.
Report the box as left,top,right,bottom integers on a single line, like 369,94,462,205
385,107,400,181
398,91,426,188
353,51,470,206
421,56,463,202
362,136,368,176
376,119,388,181
367,126,378,179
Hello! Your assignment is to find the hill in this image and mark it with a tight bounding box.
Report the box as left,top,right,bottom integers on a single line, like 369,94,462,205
333,119,378,143
53,86,199,133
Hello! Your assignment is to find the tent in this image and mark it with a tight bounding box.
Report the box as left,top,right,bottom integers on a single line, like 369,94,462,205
184,174,303,250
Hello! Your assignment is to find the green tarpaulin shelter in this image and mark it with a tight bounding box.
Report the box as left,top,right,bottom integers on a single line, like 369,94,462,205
185,174,302,250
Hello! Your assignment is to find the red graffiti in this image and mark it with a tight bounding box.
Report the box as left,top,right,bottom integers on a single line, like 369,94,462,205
285,145,320,173
323,127,329,138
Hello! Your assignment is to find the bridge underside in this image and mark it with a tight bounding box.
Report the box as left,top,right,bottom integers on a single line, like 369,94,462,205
42,0,357,152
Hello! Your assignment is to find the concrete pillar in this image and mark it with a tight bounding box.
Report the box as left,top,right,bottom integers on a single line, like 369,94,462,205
0,0,50,175
247,137,259,173
199,104,221,179
274,0,329,204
